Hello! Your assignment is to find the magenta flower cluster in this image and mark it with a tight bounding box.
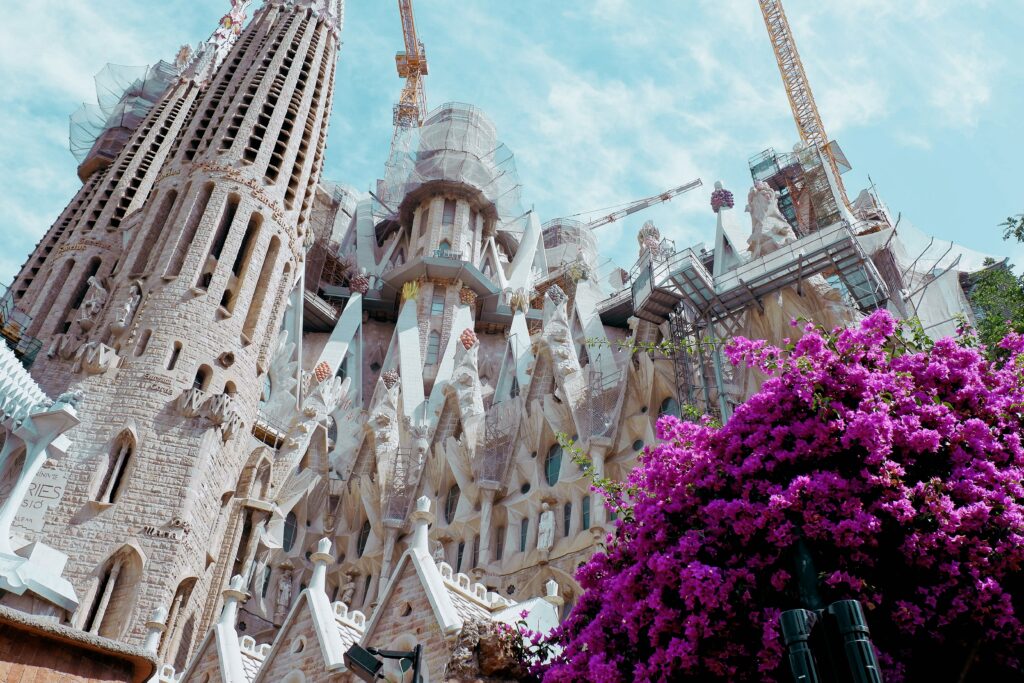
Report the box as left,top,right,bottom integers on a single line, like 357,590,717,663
711,187,735,213
540,311,1024,682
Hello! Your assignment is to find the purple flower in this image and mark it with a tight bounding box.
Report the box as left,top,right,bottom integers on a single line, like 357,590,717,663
537,312,1024,682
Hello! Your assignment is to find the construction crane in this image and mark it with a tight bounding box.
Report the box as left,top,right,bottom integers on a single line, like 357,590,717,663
757,0,851,211
393,0,428,131
584,179,703,230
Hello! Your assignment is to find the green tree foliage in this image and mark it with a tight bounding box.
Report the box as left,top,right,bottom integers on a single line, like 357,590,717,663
965,258,1024,357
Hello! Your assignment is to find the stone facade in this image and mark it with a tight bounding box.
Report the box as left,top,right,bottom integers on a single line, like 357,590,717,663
0,0,987,680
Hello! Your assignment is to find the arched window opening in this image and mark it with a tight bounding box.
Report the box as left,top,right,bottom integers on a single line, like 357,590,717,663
426,331,441,366
659,396,680,418
166,182,214,278
167,341,182,370
563,502,572,537
545,444,562,487
445,485,460,524
29,259,75,336
361,574,372,606
471,534,480,568
357,520,371,558
224,381,237,396
134,329,152,357
208,194,240,262
430,288,446,316
419,206,430,236
54,257,101,334
82,548,142,639
438,239,452,257
519,518,529,553
261,565,273,598
326,416,337,446
442,199,456,226
260,374,272,405
231,512,254,580
129,190,177,276
193,365,212,391
582,496,591,530
456,541,465,571
283,511,298,552
226,213,263,315
232,213,262,278
97,432,134,504
242,236,281,343
256,462,271,500
160,577,197,664
494,526,505,561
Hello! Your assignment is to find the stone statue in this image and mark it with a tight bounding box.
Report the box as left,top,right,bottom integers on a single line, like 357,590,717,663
746,181,797,258
275,567,293,621
339,571,356,605
52,389,85,410
76,277,109,331
116,286,142,326
431,540,446,564
537,502,555,551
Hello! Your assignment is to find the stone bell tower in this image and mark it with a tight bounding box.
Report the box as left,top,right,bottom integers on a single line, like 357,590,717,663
7,0,345,667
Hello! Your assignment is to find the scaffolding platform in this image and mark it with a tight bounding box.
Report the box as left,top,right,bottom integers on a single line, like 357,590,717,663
632,220,888,327
0,285,42,369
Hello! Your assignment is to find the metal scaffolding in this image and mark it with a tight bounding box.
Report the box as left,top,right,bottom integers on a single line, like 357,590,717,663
476,396,522,489
382,447,424,525
627,218,889,420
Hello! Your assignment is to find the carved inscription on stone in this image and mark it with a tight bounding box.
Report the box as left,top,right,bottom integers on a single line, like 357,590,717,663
0,462,68,534
142,372,176,396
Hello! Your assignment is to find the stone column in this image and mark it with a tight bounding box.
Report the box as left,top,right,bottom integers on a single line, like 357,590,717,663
589,439,610,527
477,488,496,565
89,557,123,634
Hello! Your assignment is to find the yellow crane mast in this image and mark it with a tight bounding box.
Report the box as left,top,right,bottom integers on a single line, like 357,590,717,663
757,0,851,211
393,0,428,130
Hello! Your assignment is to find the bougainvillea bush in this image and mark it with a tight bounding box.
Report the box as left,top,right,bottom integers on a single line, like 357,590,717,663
540,312,1024,682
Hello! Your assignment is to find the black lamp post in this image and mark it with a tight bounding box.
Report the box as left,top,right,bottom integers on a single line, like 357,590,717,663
344,643,422,683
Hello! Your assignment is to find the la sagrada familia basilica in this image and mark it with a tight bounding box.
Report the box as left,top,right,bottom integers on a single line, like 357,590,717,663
0,0,990,680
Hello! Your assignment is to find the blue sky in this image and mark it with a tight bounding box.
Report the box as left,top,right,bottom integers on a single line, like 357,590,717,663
1,0,1021,286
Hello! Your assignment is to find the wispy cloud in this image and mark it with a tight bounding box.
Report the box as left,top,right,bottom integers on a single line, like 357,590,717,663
0,0,1017,285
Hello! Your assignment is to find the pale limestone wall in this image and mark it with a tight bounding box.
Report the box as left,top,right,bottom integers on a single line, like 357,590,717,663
10,1,342,665
362,560,454,681
253,605,344,682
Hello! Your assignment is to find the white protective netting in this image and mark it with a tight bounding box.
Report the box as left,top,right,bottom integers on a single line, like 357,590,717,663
377,103,524,228
69,61,178,163
858,222,992,340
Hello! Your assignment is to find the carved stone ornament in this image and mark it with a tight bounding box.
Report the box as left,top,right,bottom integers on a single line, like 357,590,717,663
349,272,370,295
217,351,236,368
73,341,119,375
177,387,207,417
545,284,567,306
205,392,242,427
75,277,109,332
459,328,478,350
710,181,735,213
313,361,332,383
509,289,530,313
459,287,478,306
381,369,400,390
401,280,420,303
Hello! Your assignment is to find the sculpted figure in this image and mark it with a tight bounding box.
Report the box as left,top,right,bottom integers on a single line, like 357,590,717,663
746,181,797,258
275,567,293,620
76,277,109,330
117,286,142,326
537,502,555,551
